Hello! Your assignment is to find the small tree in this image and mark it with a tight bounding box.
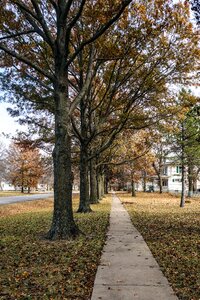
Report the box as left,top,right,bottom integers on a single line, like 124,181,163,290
6,143,44,193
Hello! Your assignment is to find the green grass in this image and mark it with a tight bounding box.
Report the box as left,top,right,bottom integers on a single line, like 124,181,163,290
0,196,111,300
119,192,200,300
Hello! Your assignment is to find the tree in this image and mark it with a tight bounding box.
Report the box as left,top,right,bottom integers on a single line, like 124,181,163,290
167,90,200,207
6,142,44,193
184,105,200,197
70,0,200,211
0,0,132,239
0,141,7,190
152,135,171,194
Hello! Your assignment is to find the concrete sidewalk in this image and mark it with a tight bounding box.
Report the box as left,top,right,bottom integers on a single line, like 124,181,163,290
91,194,178,300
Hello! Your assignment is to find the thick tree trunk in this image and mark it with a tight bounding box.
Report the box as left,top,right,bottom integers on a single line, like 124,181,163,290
90,158,98,204
131,179,136,197
77,145,92,212
97,172,104,200
105,177,108,194
47,86,80,239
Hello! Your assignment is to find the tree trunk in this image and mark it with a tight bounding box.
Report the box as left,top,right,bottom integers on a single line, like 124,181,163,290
187,165,193,197
131,179,136,197
97,171,104,200
105,177,108,194
180,122,186,208
90,158,98,204
47,83,80,239
77,145,92,212
193,178,197,193
158,175,163,194
143,171,147,192
180,164,186,207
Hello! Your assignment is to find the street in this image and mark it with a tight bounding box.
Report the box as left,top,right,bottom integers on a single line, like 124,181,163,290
0,193,53,205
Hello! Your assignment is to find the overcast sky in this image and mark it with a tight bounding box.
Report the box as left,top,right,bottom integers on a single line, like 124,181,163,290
0,102,25,146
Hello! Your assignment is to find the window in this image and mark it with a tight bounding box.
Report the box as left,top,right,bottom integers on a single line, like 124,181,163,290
162,179,168,187
162,167,168,175
176,166,182,174
172,179,182,182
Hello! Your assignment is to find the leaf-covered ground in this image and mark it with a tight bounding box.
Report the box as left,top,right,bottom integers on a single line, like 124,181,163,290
0,191,47,197
119,192,200,300
0,191,30,197
0,195,111,300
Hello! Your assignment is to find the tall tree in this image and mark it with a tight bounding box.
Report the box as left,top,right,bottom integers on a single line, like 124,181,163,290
167,90,200,207
0,0,132,239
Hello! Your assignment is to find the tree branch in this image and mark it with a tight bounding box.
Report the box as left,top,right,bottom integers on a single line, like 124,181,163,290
0,44,54,81
66,0,132,67
69,46,95,115
67,0,86,31
30,0,55,47
0,30,35,41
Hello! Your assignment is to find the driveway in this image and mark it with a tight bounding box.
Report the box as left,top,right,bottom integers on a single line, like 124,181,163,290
0,193,53,205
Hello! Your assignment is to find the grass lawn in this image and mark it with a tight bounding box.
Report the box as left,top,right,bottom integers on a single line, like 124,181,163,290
0,194,111,300
0,191,27,197
0,191,46,197
119,192,200,300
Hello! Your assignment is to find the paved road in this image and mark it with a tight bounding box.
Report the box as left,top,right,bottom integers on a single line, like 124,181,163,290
0,193,53,205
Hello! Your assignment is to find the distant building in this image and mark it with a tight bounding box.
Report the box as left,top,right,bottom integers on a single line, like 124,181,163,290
136,163,200,194
0,181,52,192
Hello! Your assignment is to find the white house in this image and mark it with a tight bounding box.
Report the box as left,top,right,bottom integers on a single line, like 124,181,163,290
137,163,200,194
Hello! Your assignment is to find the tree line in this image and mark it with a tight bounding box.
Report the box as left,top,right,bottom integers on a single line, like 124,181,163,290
0,0,199,239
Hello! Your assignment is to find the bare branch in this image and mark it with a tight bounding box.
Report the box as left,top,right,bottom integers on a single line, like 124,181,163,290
30,0,55,47
0,30,35,41
67,0,86,31
69,46,95,115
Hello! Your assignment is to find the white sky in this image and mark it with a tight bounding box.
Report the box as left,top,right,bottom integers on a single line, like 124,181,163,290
0,102,26,146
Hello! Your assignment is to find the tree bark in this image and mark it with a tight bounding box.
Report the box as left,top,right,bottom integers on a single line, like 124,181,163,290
77,94,92,212
142,171,147,192
187,165,193,197
131,179,136,197
158,175,163,194
47,83,80,239
90,158,98,204
180,121,186,208
105,177,109,194
77,144,92,212
180,164,186,207
97,171,104,200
